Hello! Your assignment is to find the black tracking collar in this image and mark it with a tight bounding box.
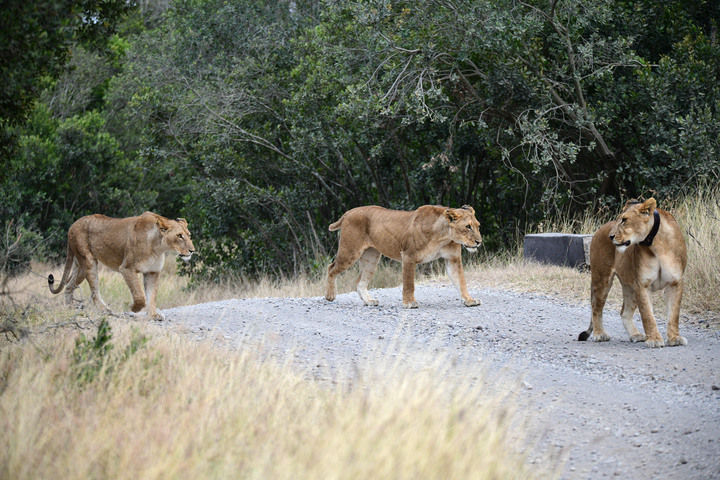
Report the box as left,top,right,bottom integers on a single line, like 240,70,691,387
639,209,660,246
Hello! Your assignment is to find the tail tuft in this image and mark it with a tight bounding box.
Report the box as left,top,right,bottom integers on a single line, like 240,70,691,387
48,274,55,286
578,331,590,341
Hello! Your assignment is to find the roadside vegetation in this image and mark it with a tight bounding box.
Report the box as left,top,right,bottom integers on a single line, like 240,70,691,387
0,320,543,480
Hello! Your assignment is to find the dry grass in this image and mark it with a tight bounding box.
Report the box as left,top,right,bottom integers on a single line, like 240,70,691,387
0,321,542,480
671,188,720,314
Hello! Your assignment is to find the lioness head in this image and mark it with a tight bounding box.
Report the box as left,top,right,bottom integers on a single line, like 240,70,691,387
609,198,657,253
157,217,196,261
444,205,483,253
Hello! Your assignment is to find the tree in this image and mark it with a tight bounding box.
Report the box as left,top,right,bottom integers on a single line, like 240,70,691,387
103,0,720,278
0,0,133,162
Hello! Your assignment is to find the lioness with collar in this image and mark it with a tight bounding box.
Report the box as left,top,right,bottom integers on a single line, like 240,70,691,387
579,198,687,347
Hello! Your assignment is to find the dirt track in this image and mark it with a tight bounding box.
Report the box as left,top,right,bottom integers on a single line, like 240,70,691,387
163,284,720,480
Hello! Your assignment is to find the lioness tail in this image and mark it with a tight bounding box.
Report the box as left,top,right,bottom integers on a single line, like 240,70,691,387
329,216,344,231
48,245,75,294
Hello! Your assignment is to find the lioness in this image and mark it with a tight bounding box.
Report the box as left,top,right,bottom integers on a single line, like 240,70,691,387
48,212,195,320
325,205,482,308
578,198,687,347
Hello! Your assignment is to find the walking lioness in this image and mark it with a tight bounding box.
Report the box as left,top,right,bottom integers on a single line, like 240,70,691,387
578,198,687,347
48,212,195,320
325,205,482,308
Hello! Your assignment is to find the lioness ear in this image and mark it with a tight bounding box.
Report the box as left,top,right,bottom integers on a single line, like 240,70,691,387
444,209,461,223
156,218,170,233
641,198,657,215
623,199,640,212
176,218,188,227
461,205,475,215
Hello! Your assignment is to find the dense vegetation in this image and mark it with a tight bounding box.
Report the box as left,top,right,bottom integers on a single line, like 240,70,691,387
1,0,718,280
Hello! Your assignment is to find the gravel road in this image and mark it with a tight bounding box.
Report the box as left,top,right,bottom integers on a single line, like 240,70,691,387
162,283,720,480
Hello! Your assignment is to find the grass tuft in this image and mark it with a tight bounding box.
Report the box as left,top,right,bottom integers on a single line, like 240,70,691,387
0,322,542,480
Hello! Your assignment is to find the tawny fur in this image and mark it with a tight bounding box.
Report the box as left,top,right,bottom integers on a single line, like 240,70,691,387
48,212,195,320
326,205,483,308
579,198,687,347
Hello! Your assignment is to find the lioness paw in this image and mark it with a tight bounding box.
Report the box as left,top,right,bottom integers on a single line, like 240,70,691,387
364,299,379,306
666,336,688,347
464,298,481,307
149,312,165,321
645,337,665,348
591,332,610,342
403,301,419,309
629,333,646,343
131,300,146,313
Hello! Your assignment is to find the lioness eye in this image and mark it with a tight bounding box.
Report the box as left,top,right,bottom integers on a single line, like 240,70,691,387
178,234,184,239
466,225,472,230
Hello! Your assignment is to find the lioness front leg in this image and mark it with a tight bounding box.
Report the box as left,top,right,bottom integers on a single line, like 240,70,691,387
401,259,418,309
445,256,480,307
620,285,646,343
144,271,164,320
120,266,146,314
636,287,664,348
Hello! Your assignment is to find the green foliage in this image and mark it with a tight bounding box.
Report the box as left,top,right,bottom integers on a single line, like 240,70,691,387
73,319,113,384
0,0,134,162
73,319,148,385
2,0,719,280
0,107,158,256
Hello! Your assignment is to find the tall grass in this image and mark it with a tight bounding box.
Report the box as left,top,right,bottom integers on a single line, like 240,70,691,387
0,322,542,480
672,187,720,314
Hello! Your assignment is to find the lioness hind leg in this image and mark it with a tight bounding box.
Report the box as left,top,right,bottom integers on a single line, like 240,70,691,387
356,248,381,306
585,270,614,342
64,261,85,306
80,257,110,312
326,244,365,303
620,285,645,343
664,282,687,346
